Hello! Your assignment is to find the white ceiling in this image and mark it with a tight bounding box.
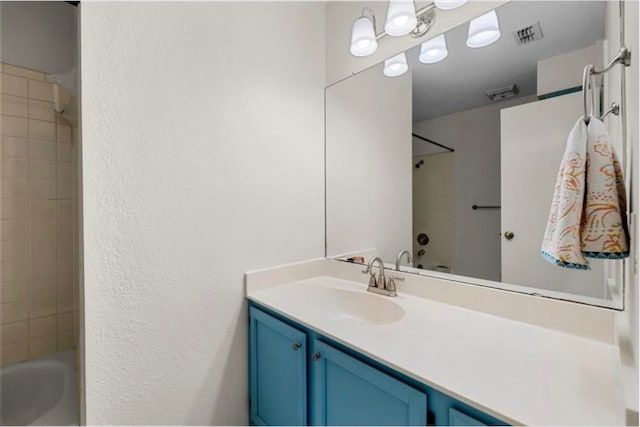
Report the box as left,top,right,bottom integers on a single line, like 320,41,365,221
411,1,605,122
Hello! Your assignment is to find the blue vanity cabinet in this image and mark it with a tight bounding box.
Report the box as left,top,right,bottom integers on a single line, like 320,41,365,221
248,303,508,426
310,340,427,426
249,307,307,426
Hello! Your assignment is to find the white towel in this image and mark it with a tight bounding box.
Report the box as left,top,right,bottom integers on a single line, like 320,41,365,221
541,117,629,269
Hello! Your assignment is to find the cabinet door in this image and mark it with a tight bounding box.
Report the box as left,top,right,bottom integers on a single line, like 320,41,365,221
249,307,307,426
311,341,427,426
449,408,488,426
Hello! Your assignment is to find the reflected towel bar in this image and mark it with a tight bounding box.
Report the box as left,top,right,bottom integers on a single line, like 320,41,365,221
472,205,501,210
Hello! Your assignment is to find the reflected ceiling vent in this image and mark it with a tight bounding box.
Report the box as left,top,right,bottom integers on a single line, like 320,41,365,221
513,22,543,45
486,84,519,101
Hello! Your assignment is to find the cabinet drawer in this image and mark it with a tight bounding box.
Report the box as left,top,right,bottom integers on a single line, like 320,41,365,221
311,340,427,426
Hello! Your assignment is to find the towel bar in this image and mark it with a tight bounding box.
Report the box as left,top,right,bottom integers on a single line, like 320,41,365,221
600,102,620,121
582,46,631,124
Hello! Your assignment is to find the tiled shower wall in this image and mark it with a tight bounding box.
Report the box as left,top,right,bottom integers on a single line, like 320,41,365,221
0,63,79,367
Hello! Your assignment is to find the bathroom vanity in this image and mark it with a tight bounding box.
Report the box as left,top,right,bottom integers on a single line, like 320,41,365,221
246,259,624,426
249,302,506,426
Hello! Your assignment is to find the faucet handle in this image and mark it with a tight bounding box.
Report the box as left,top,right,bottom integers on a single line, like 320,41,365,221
367,274,378,289
361,269,378,286
385,276,400,296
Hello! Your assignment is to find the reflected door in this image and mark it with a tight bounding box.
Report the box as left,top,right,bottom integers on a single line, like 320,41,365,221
500,92,605,298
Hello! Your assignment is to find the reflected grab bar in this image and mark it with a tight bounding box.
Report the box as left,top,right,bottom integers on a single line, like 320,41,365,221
472,205,500,210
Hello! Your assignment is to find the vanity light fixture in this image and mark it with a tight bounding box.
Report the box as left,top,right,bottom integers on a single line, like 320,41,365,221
419,34,448,64
383,52,409,77
347,2,502,77
434,0,468,10
348,1,437,58
466,10,501,48
385,0,418,37
350,8,378,57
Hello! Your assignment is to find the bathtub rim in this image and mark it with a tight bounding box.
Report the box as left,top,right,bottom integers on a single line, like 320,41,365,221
1,350,78,426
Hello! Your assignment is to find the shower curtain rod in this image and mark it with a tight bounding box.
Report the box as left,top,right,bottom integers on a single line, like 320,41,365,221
412,133,454,153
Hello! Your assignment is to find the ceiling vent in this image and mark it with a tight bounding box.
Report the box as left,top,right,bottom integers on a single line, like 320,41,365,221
486,84,519,101
513,22,543,45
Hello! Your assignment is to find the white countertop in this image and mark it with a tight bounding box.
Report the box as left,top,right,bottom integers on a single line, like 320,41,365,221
247,275,624,426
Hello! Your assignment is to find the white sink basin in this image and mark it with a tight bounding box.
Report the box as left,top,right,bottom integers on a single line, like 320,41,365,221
296,284,405,326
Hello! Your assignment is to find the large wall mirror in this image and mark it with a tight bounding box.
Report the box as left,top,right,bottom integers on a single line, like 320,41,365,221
326,0,627,309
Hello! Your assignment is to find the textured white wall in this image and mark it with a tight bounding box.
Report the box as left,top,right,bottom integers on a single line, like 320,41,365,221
326,64,412,263
80,2,325,424
0,1,77,74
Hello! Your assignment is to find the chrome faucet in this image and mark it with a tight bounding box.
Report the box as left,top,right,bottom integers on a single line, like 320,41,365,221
396,250,413,271
362,257,397,297
366,257,386,288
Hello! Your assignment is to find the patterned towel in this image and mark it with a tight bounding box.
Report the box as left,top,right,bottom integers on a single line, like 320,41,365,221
582,118,629,259
541,117,629,269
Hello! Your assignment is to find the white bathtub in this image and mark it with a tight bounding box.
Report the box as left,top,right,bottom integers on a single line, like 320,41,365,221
1,351,79,426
